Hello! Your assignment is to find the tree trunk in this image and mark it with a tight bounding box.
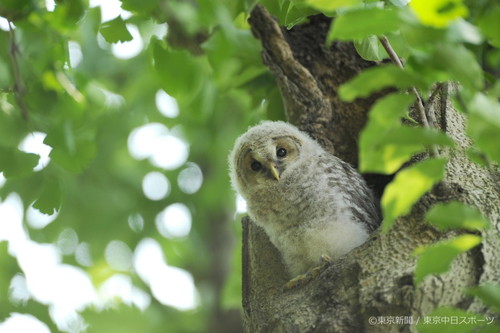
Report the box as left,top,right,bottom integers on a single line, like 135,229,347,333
242,5,500,332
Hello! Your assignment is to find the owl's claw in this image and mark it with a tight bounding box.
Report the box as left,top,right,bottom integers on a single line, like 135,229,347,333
283,255,332,291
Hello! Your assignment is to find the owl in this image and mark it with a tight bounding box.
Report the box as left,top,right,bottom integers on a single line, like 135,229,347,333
229,121,380,277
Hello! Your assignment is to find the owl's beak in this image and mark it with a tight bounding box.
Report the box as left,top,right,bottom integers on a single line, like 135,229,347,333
269,164,280,181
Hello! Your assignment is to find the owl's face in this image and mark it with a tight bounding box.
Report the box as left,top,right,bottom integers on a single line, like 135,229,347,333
237,135,301,188
229,121,314,199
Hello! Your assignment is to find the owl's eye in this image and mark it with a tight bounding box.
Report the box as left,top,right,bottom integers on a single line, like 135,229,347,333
251,161,262,171
276,148,287,158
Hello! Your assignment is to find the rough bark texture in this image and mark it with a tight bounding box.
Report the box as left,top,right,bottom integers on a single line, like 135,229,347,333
242,5,500,332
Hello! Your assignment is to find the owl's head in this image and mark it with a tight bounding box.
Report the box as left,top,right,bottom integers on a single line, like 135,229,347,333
229,121,318,197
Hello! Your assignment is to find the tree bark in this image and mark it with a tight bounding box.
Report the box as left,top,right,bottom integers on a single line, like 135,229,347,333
242,5,500,332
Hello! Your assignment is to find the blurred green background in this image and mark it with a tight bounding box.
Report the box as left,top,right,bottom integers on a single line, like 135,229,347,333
1,0,500,332
0,0,286,332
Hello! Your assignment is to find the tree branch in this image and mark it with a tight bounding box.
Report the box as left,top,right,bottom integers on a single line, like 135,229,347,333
379,36,439,157
248,4,334,153
8,22,28,120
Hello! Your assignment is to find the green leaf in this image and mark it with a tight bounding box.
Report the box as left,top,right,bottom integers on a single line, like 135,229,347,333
0,146,39,178
338,65,427,101
44,125,97,173
466,148,489,168
202,28,264,89
33,178,62,215
354,36,386,61
414,234,481,286
99,16,133,43
381,158,447,230
152,39,205,102
467,93,500,164
477,5,500,47
0,0,35,21
468,284,500,312
359,93,453,174
409,0,468,28
328,7,402,42
120,0,158,13
305,0,361,13
361,127,453,174
429,44,483,90
426,201,490,231
416,306,486,333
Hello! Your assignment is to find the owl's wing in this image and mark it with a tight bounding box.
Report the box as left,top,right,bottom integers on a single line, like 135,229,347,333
326,155,381,232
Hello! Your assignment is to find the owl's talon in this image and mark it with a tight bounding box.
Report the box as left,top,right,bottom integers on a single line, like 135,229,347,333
320,254,332,264
283,255,332,291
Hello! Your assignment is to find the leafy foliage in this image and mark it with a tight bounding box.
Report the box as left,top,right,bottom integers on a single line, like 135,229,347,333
0,0,272,332
468,284,500,312
425,201,490,231
263,0,498,331
381,158,447,230
0,0,498,332
414,234,481,286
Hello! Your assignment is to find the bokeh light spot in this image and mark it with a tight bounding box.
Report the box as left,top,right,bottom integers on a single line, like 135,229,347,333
128,214,144,233
127,123,189,170
155,90,179,118
111,24,143,59
155,203,192,239
57,228,79,256
133,238,198,311
26,204,59,230
18,132,52,171
177,162,203,194
142,171,170,201
105,240,133,271
0,313,50,333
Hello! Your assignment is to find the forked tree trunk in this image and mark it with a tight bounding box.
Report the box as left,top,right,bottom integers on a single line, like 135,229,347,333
242,5,500,332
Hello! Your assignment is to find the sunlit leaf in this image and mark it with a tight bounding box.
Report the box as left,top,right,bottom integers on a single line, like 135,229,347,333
416,307,486,333
360,93,453,174
339,65,428,101
414,234,481,286
361,127,453,174
381,158,447,230
467,93,500,164
410,0,468,28
0,146,39,178
359,93,415,173
305,0,361,13
99,16,133,43
426,201,490,231
328,7,402,42
468,284,500,312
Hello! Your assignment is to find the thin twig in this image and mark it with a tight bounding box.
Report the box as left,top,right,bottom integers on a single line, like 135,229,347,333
7,21,28,120
379,35,404,69
379,35,439,157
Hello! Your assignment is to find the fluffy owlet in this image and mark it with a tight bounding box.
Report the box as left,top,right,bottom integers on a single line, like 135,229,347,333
229,121,380,277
